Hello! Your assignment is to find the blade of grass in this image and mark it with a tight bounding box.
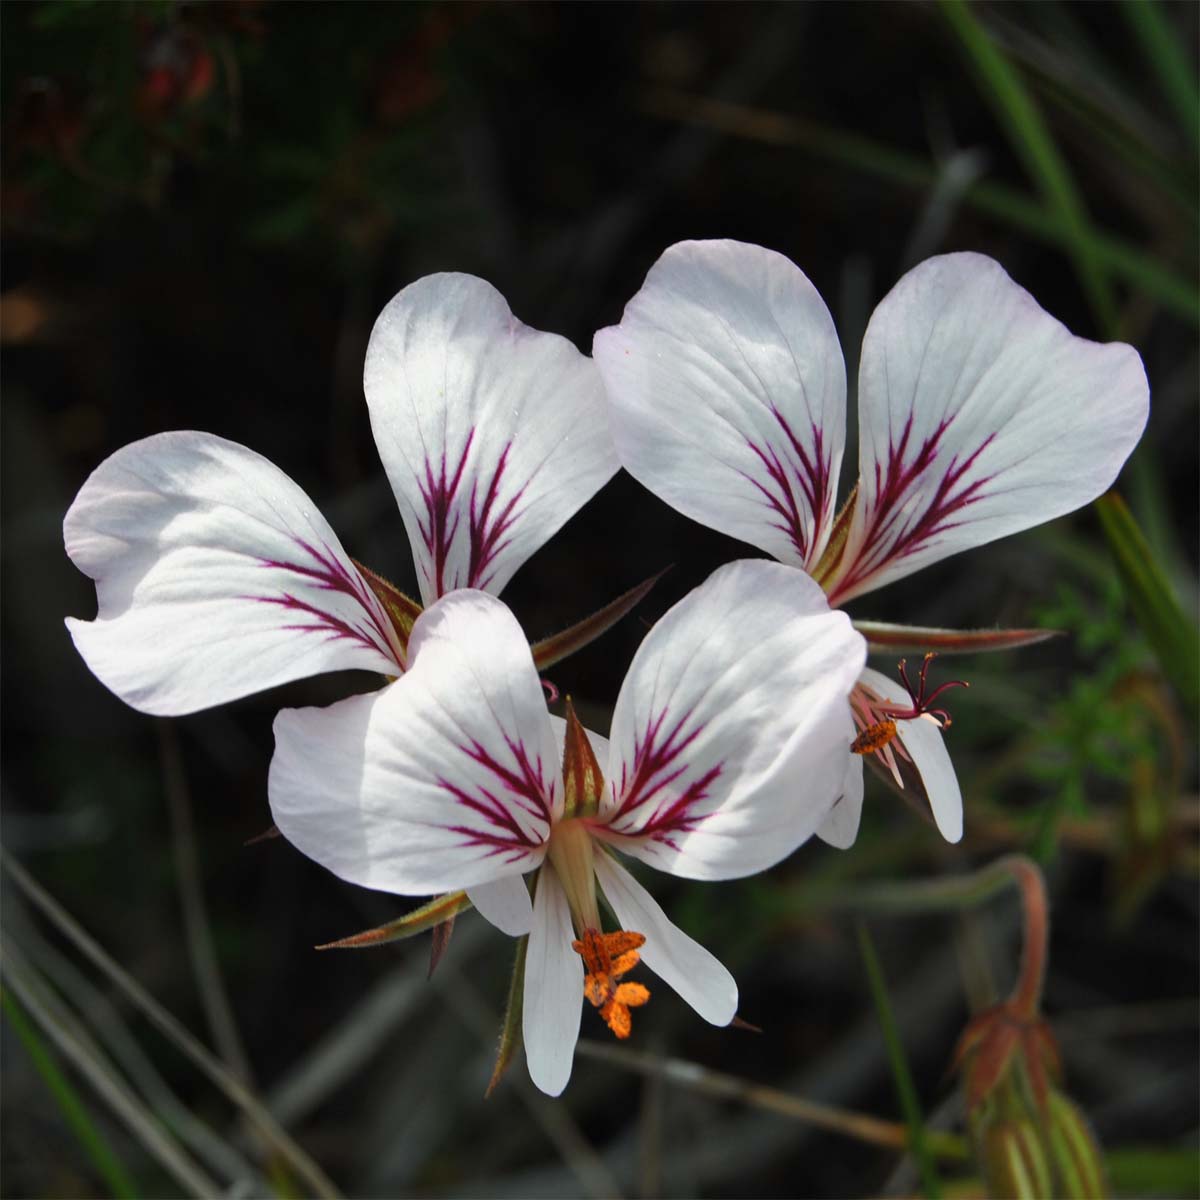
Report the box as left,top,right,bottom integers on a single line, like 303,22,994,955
856,923,942,1199
1095,492,1200,720
0,849,343,1200
1120,0,1200,147
940,0,1117,334
1,945,219,1199
9,909,264,1190
160,723,253,1084
638,88,1199,324
2,986,140,1200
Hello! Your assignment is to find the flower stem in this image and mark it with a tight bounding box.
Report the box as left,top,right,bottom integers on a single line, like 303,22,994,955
574,1039,969,1160
824,855,1050,1019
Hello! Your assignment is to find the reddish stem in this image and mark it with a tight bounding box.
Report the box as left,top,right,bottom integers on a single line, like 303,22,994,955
1002,856,1049,1019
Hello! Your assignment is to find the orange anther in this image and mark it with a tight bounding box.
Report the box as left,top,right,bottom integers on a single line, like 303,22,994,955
851,718,898,755
572,927,650,1038
600,982,650,1038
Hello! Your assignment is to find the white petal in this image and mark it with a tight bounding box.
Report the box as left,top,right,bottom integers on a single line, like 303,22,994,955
523,866,582,1097
269,590,559,894
830,253,1150,603
860,667,963,843
364,274,619,606
594,240,846,572
593,852,736,1026
467,875,533,937
64,432,404,716
598,560,866,880
816,752,865,850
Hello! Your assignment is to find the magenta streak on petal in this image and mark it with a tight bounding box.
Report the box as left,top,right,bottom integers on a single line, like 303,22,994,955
253,537,399,664
414,434,525,598
831,415,996,602
741,410,832,564
441,735,555,862
607,709,722,848
466,444,525,591
416,433,473,599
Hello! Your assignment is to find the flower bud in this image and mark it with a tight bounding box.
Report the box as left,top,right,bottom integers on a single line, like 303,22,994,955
1044,1090,1107,1199
978,1112,1055,1200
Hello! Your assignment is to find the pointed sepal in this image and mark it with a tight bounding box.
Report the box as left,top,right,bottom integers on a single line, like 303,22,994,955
530,569,668,672
812,482,857,588
486,934,528,1097
561,697,605,819
315,891,471,950
352,558,424,662
854,620,1061,656
428,915,456,977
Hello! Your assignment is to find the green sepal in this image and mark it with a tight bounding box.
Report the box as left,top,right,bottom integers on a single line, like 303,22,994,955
485,935,527,1098
530,569,668,672
811,482,857,589
854,620,1061,656
352,558,423,658
1095,492,1200,720
315,891,471,950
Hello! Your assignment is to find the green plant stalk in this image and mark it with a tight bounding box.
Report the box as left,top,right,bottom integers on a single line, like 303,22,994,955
638,87,1198,324
940,0,1117,334
819,858,1018,915
1120,0,1200,147
2,987,140,1200
857,923,942,1199
0,850,343,1200
1096,492,1200,721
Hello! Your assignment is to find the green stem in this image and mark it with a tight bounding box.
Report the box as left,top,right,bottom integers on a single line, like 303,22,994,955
940,0,1117,334
1120,0,1200,147
1,988,140,1199
857,924,942,1199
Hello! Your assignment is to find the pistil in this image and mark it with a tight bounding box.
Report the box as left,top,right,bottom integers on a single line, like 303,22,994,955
851,653,969,772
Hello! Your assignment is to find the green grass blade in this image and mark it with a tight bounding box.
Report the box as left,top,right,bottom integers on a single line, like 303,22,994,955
640,89,1199,324
940,0,1117,333
856,923,942,1199
1120,0,1200,147
1095,492,1200,720
2,987,140,1199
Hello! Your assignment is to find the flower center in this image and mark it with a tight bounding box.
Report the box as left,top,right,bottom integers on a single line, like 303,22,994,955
851,653,968,765
572,927,651,1039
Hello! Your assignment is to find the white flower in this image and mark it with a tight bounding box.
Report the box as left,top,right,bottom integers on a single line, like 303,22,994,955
64,273,619,715
268,559,866,1095
593,240,1149,847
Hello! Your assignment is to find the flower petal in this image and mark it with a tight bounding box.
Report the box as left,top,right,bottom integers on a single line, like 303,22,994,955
467,875,533,937
269,590,559,894
64,432,404,715
860,666,963,843
816,752,865,850
364,273,619,606
593,239,846,572
523,866,582,1097
594,852,736,1026
828,253,1149,603
598,560,866,880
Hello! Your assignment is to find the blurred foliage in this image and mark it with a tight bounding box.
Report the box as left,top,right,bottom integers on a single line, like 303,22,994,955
3,1,1197,1198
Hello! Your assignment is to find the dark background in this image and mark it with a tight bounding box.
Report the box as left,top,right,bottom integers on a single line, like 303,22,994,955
3,3,1197,1197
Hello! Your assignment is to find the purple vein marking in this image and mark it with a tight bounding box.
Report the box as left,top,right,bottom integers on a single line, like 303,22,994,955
252,537,398,663
609,708,722,848
742,408,832,563
416,433,528,598
833,414,995,599
441,734,554,862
